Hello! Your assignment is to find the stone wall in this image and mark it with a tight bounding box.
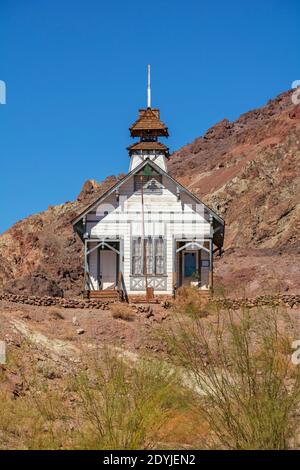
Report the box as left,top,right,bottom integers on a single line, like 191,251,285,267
0,291,299,310
0,292,110,310
212,294,300,310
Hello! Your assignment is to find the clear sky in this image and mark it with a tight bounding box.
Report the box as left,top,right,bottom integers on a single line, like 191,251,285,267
0,0,299,233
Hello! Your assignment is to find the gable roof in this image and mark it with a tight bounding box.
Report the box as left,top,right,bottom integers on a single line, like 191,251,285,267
72,159,225,245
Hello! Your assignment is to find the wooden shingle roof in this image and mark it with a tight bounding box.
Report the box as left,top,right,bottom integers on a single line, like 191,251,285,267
129,108,169,137
127,141,169,153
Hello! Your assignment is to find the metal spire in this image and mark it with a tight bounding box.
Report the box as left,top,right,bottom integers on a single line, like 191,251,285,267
147,64,151,108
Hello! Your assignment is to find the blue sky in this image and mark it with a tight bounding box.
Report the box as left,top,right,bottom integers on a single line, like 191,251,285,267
0,0,299,233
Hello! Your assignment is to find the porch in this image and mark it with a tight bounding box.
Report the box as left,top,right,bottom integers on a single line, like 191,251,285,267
83,238,124,300
174,239,213,292
83,237,214,301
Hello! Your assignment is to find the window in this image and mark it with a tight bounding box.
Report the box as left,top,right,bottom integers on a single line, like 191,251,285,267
132,238,142,275
132,237,166,275
145,238,154,274
200,260,210,268
155,238,165,275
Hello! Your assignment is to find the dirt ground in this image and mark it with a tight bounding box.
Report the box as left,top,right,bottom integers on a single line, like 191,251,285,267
0,300,170,358
1,298,300,449
1,298,300,368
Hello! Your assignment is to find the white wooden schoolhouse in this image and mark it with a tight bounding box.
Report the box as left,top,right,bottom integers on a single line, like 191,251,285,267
72,67,224,300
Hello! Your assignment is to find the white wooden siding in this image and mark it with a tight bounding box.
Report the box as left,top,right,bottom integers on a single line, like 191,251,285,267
129,153,167,172
86,173,211,294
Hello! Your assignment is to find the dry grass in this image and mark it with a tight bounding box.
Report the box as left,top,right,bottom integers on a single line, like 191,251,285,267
1,295,300,450
111,303,135,321
0,344,187,449
167,304,300,449
173,286,209,318
72,350,185,449
0,346,71,449
156,407,210,449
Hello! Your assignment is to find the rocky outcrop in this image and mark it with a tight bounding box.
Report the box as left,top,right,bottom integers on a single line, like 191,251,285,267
77,179,102,201
168,91,300,254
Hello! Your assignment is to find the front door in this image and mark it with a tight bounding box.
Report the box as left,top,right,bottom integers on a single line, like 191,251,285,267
183,251,197,284
100,250,117,290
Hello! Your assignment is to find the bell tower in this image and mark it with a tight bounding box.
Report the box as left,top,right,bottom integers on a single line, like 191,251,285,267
128,65,169,173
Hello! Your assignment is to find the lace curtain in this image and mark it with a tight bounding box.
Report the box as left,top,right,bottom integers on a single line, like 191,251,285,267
132,237,165,275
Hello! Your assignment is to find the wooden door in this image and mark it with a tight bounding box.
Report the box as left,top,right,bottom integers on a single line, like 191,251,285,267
182,251,197,285
100,250,116,290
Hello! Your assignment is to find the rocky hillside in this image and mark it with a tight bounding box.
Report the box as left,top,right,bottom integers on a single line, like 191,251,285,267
169,90,300,252
169,90,300,294
0,177,122,297
0,90,299,297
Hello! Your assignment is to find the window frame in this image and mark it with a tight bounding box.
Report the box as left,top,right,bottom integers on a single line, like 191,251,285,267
131,236,166,276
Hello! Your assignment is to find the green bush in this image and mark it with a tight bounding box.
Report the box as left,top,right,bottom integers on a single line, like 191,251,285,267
168,305,300,449
72,349,179,449
0,345,182,450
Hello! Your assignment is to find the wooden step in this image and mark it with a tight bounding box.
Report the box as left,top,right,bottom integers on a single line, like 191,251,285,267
89,290,119,300
128,296,159,304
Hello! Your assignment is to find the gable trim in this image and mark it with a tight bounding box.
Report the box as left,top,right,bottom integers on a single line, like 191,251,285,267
72,158,224,228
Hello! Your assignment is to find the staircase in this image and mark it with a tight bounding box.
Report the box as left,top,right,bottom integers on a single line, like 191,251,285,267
88,290,120,300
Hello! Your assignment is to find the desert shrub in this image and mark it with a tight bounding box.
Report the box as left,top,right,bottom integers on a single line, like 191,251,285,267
173,286,209,317
0,373,71,449
168,305,300,449
72,349,180,449
111,303,135,321
0,341,184,449
0,389,43,449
